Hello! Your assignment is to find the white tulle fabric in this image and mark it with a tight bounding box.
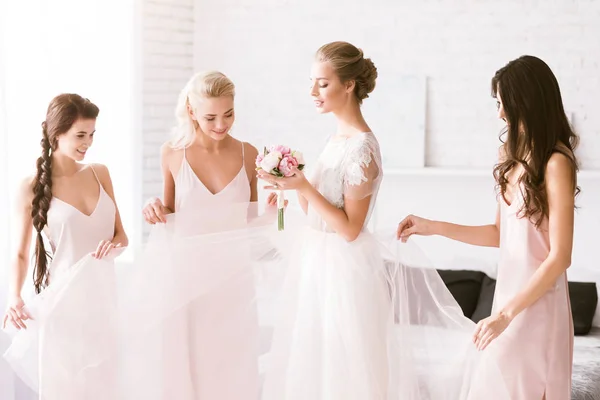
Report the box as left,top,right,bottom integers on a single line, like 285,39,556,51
2,135,512,399
261,133,510,400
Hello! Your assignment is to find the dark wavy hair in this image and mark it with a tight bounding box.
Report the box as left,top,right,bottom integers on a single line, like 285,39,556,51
32,94,99,293
492,55,579,228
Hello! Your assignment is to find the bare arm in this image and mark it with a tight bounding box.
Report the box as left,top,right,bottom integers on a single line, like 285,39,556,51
161,143,176,214
8,178,34,298
143,143,175,224
3,178,34,329
297,192,309,214
398,146,504,247
432,205,500,247
244,142,259,202
397,204,500,247
436,145,504,247
94,164,128,247
499,153,575,319
299,184,370,242
244,142,261,220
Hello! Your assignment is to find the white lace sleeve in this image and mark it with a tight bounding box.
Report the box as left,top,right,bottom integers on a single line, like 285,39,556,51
342,134,382,201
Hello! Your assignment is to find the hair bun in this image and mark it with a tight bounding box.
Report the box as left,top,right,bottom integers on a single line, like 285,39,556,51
355,57,378,102
316,41,378,104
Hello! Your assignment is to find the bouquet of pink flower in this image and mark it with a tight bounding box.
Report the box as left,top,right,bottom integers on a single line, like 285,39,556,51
256,145,305,231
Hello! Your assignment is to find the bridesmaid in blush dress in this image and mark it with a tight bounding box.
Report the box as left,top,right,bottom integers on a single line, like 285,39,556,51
2,94,128,400
140,71,262,400
397,55,578,400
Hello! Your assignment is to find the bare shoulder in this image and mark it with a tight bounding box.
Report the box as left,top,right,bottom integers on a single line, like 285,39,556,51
243,141,259,161
161,141,175,158
546,152,576,194
89,163,111,179
160,141,184,168
88,164,114,191
546,152,574,176
242,142,259,178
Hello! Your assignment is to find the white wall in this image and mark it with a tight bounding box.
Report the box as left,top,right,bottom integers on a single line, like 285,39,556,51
141,0,195,237
188,0,600,170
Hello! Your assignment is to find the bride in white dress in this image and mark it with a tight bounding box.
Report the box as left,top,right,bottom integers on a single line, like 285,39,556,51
258,41,511,399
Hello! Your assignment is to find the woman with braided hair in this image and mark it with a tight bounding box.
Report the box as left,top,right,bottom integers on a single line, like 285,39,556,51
2,93,128,399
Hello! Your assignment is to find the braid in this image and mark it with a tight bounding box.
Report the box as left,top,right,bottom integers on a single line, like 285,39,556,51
31,122,53,293
29,94,100,292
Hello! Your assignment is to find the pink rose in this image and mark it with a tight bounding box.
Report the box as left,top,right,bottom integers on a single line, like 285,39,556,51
278,154,299,177
270,145,291,156
255,154,264,168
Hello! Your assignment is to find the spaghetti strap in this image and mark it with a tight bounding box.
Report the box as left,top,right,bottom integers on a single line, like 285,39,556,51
241,142,245,163
89,164,101,185
182,146,189,167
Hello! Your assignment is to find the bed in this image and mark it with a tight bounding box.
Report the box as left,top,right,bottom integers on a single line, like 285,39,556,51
573,328,600,400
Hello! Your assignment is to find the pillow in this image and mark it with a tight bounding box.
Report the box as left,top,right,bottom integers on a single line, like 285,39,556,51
437,270,486,318
568,281,598,335
470,275,496,323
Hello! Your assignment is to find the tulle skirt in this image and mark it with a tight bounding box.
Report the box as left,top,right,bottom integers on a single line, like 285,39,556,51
2,202,510,399
3,254,119,400
261,228,510,400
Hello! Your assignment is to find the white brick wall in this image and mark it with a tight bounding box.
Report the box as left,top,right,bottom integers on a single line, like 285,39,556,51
191,0,600,170
141,0,194,235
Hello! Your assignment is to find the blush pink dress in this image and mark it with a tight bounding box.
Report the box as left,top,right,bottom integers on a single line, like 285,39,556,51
491,186,573,399
159,143,259,400
3,165,119,400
